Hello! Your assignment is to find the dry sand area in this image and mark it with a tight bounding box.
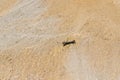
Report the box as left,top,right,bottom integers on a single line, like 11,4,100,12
0,0,120,80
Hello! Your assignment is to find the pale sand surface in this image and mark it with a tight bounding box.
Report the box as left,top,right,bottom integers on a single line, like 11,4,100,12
0,0,120,80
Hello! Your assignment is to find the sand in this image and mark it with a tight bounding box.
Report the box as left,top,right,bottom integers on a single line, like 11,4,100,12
0,0,120,80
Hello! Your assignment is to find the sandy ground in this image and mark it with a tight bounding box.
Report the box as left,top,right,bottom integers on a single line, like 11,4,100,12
0,0,120,80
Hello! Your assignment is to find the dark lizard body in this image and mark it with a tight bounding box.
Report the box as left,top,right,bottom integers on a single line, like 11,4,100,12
62,40,76,46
